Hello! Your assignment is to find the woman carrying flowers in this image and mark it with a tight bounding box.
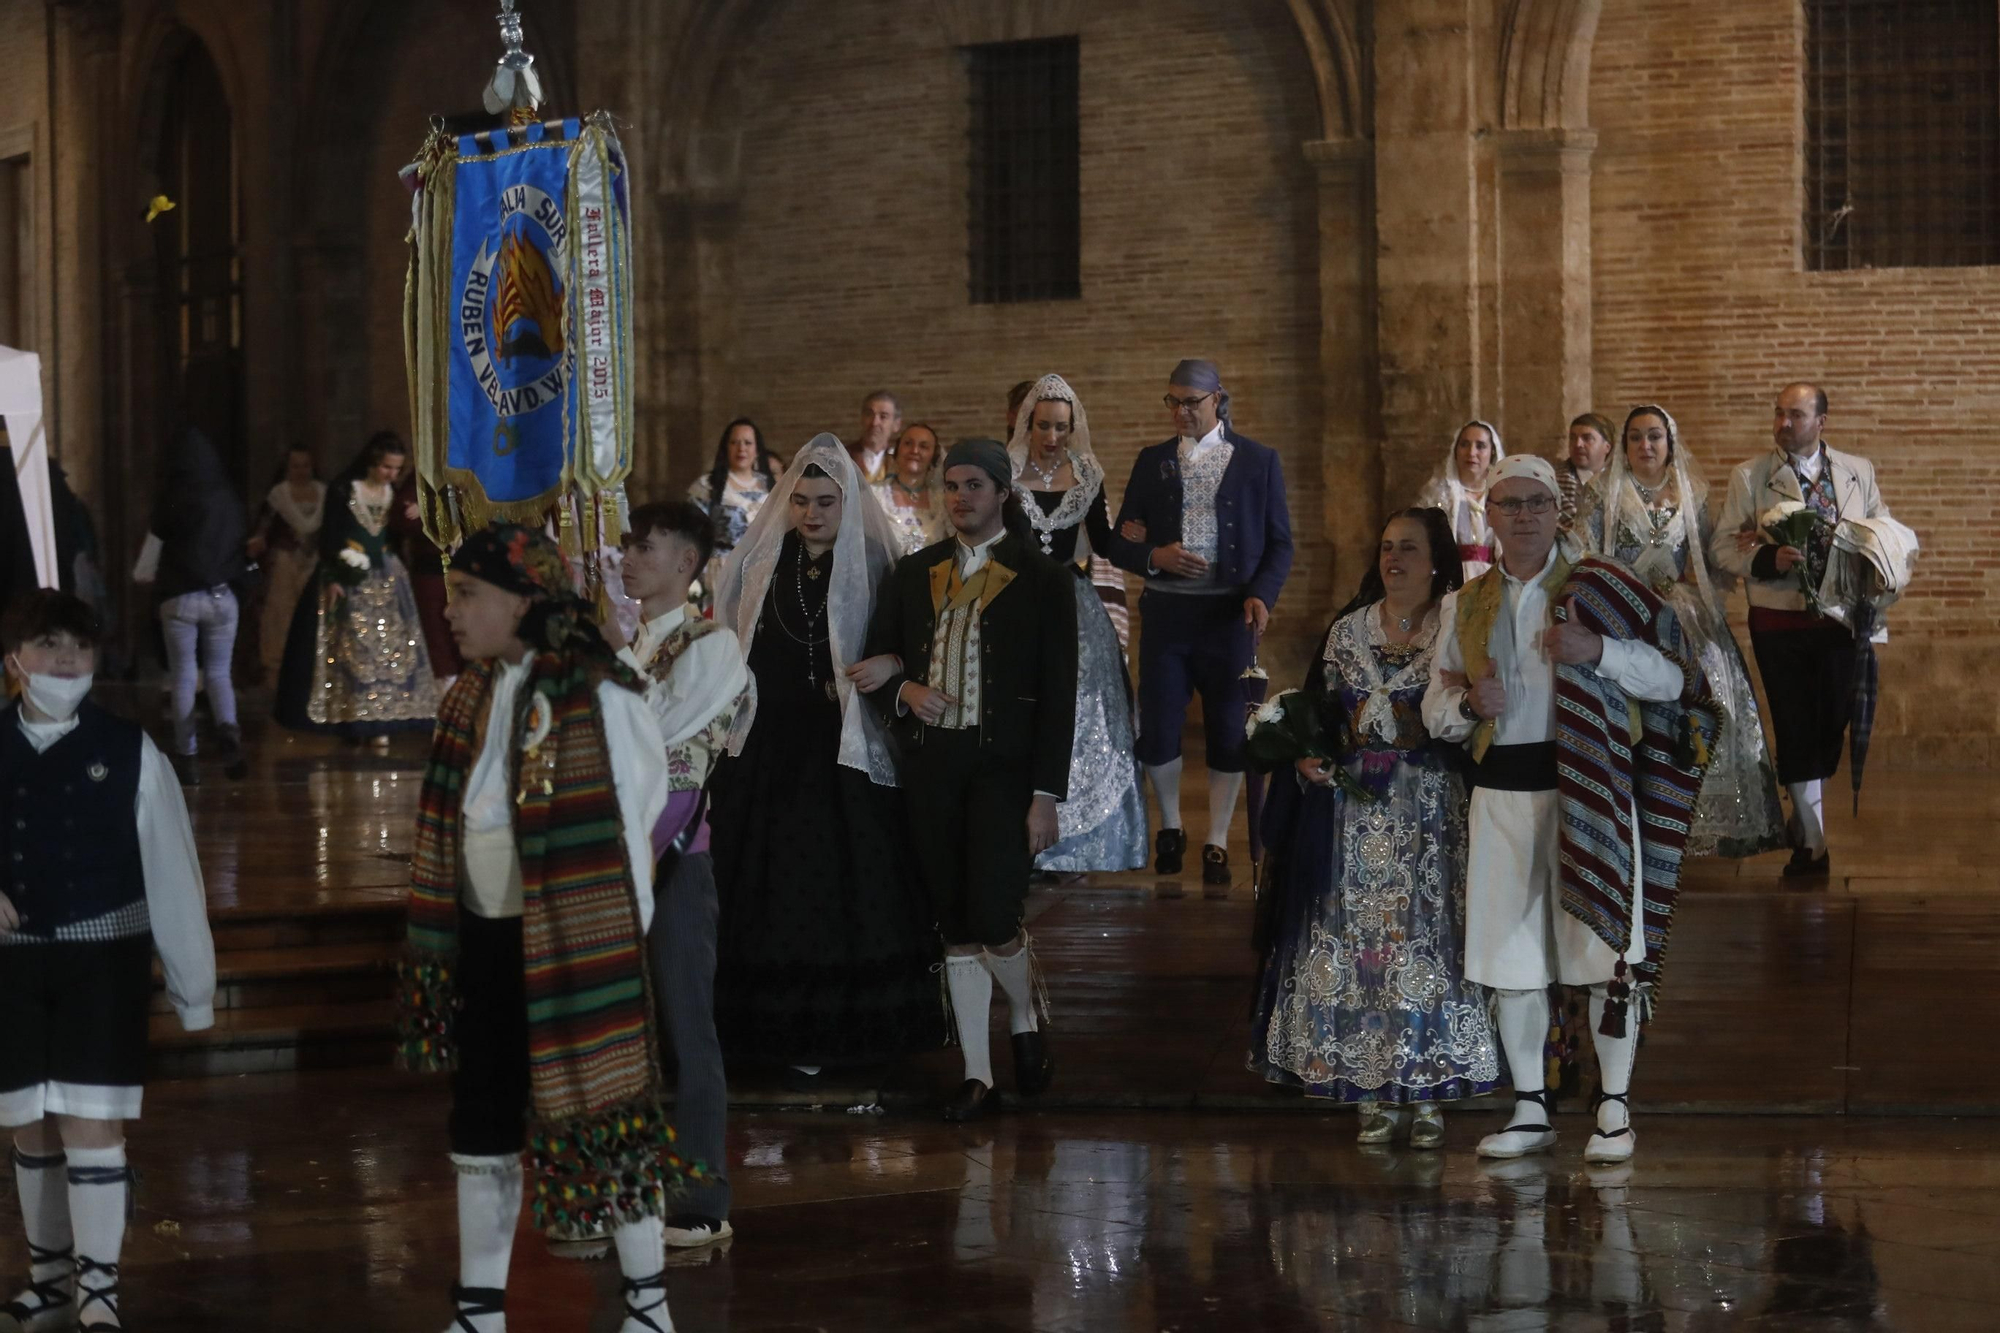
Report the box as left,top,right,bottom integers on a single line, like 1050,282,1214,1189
274,431,440,738
1247,508,1500,1149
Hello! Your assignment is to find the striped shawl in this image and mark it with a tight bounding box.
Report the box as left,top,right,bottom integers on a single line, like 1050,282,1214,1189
1554,557,1721,1010
397,653,697,1238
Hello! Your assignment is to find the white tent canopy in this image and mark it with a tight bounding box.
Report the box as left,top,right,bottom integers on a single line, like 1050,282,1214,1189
0,345,58,589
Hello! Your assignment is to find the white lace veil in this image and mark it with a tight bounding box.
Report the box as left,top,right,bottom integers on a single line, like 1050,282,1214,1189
1425,418,1506,509
713,432,902,787
1004,372,1107,556
1589,404,1718,617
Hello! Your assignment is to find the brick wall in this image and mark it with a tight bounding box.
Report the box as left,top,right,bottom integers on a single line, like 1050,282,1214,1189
714,0,1332,668
1591,0,2000,764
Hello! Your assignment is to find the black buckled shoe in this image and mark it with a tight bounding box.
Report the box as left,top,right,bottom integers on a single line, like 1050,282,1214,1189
1202,844,1231,893
1782,847,1830,879
1012,1030,1055,1098
942,1078,1000,1123
1154,828,1186,874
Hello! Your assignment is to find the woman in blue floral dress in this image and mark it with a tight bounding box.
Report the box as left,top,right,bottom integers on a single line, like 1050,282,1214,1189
1250,507,1501,1148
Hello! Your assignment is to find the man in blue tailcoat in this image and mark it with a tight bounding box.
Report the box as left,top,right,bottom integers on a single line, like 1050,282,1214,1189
1108,359,1293,889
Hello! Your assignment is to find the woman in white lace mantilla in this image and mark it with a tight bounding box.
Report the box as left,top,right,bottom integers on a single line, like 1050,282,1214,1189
705,434,946,1070
1415,420,1505,580
1007,373,1148,874
1581,404,1787,859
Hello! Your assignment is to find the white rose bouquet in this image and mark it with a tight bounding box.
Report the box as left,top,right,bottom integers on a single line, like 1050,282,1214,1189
1758,500,1832,614
1243,688,1372,801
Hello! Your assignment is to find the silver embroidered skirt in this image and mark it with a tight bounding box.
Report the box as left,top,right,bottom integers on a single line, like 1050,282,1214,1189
1036,573,1149,874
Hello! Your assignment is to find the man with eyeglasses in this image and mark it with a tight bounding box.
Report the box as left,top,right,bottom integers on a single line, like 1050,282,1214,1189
1424,454,1710,1167
1107,359,1293,892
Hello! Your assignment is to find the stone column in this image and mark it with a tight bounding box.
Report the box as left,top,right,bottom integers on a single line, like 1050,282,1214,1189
1306,137,1382,614
1370,0,1482,506
1494,126,1595,458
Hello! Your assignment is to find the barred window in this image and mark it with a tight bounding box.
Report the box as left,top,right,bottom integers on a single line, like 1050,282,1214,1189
1805,0,2000,270
965,37,1080,304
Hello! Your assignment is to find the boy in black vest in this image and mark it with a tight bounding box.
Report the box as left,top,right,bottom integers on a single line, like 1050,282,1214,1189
0,589,217,1331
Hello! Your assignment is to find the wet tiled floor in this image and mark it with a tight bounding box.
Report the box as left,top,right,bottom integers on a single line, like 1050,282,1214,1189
10,1068,2000,1329
17,695,1993,1327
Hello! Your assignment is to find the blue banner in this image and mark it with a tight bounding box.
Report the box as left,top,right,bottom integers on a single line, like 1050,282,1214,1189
444,119,581,511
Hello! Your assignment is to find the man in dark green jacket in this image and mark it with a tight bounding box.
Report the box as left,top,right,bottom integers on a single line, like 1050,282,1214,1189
856,438,1077,1122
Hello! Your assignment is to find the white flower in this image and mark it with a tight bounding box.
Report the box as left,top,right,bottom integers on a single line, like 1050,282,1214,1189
338,547,371,570
1757,500,1806,530
1245,690,1294,739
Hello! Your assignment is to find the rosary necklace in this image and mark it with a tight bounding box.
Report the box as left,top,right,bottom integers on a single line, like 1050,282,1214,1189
774,540,833,694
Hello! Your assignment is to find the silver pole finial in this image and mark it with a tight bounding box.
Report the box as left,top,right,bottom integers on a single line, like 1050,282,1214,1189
482,0,543,117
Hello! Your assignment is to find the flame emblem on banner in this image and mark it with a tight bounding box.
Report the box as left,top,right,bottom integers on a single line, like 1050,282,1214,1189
490,227,564,367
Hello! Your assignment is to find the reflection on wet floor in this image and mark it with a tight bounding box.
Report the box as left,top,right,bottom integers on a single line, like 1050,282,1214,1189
44,695,2000,1327
19,1066,1999,1330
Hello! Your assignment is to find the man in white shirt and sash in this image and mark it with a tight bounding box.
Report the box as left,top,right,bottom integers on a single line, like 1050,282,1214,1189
1424,455,1701,1166
398,523,683,1333
610,500,754,1252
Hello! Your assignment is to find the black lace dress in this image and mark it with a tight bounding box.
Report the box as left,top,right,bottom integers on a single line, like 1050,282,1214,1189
707,532,948,1067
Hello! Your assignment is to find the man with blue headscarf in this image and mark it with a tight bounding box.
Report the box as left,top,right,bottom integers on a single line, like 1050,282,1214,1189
1107,360,1293,890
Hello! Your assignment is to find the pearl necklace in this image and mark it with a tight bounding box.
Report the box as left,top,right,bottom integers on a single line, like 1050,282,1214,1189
1026,449,1065,489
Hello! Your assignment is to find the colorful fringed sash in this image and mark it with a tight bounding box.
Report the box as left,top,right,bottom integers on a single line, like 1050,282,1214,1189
398,654,698,1237
1553,557,1720,1014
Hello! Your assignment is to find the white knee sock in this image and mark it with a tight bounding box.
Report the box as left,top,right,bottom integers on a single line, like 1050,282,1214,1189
1206,770,1244,850
452,1153,522,1329
1787,780,1826,853
613,1215,674,1333
10,1143,72,1300
1146,758,1184,830
1494,989,1551,1129
1587,985,1638,1134
946,954,995,1087
65,1143,128,1329
982,946,1039,1035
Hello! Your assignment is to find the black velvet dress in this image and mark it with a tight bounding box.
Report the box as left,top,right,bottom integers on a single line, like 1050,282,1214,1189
707,533,947,1068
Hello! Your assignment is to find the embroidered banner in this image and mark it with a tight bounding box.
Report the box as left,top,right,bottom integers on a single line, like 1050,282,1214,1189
405,113,635,559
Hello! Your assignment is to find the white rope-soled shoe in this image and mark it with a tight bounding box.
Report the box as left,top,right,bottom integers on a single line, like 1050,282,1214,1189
1475,1089,1558,1159
1583,1090,1636,1164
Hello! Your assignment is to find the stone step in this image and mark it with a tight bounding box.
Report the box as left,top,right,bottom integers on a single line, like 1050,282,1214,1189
206,900,405,953
148,999,397,1080
149,940,401,1015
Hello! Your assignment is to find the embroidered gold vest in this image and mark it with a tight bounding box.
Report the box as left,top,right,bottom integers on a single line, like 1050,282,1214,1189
924,554,1016,733
1453,553,1575,763
645,617,754,792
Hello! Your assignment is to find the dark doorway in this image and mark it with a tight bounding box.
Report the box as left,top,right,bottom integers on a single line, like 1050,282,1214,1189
152,38,242,483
